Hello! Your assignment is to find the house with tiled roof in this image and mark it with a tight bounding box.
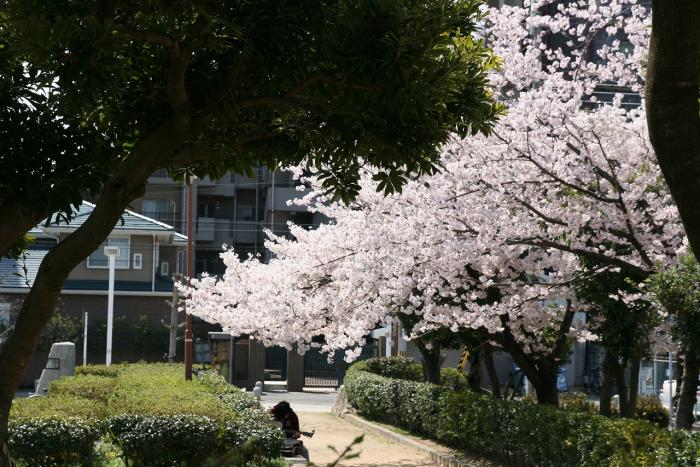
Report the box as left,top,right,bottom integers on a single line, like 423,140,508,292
0,203,188,386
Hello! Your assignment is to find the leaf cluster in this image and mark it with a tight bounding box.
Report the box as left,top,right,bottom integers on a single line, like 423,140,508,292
6,0,502,202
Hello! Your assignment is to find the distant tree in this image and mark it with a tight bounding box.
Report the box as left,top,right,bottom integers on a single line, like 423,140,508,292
0,2,501,463
650,256,700,429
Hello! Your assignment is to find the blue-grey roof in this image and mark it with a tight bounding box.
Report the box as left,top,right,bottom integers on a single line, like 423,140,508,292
0,203,184,293
0,249,48,289
0,249,174,293
43,202,182,235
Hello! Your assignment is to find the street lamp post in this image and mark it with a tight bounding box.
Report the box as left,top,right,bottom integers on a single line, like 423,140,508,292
104,245,120,366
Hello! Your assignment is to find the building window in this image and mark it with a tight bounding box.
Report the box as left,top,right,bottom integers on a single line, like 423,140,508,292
133,253,143,270
160,261,169,276
87,237,130,269
236,206,255,221
177,250,185,275
142,199,174,221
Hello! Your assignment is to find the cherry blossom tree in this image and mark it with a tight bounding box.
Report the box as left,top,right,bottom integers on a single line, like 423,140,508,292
183,1,687,406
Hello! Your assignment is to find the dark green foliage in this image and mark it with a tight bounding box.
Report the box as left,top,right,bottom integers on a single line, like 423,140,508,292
344,362,697,466
633,395,670,429
7,418,102,467
107,414,219,467
219,411,284,462
5,0,502,203
656,430,700,467
439,367,469,391
35,312,82,352
363,355,424,381
650,255,700,352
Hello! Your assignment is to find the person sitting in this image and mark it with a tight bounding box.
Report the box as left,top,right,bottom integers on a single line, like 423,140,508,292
271,401,309,460
271,400,300,438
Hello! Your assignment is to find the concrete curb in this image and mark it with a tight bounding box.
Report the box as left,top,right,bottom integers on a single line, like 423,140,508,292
340,413,482,467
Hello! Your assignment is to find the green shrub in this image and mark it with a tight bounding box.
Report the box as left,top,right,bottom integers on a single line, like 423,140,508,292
8,417,102,467
107,364,235,420
49,374,117,403
634,395,670,429
656,430,700,466
363,356,424,381
559,392,597,414
440,367,469,391
220,409,284,461
10,395,109,420
76,364,122,378
344,363,697,467
107,414,218,467
197,370,260,412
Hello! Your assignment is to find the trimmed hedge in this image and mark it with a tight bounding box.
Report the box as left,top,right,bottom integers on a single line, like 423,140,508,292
10,394,108,420
75,363,122,378
107,414,219,467
354,355,469,390
344,359,697,467
49,374,117,403
9,364,282,466
7,418,102,467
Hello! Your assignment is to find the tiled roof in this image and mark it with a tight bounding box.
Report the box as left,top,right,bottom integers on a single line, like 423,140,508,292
0,249,48,289
43,202,179,234
0,249,174,293
0,203,184,294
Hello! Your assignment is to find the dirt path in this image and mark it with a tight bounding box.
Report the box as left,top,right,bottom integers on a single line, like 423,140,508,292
298,412,436,467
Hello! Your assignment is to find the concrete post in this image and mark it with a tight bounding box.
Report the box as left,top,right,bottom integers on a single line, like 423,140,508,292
287,349,305,392
247,339,266,390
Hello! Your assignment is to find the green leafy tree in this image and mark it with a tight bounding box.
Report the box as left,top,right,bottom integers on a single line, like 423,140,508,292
650,255,700,430
575,263,658,419
0,1,502,463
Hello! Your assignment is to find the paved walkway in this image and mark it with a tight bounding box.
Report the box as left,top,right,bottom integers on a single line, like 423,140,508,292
298,412,436,467
258,389,337,412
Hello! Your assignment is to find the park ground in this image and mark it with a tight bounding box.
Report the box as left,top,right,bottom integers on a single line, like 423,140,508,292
259,390,436,466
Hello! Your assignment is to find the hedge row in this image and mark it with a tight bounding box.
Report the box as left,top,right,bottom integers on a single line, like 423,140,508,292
344,361,700,466
353,355,470,390
9,364,282,466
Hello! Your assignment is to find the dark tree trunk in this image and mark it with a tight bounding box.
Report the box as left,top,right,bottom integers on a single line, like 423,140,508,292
612,358,630,418
415,340,442,385
646,2,700,260
599,351,615,417
0,119,191,467
467,348,482,393
627,356,641,419
482,343,501,399
676,345,699,430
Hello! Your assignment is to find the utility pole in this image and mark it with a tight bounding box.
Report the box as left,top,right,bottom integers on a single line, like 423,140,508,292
184,178,194,380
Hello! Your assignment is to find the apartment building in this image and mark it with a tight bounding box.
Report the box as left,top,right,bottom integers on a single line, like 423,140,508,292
133,167,320,276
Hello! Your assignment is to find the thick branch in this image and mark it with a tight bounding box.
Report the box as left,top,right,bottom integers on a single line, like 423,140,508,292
510,236,650,279
646,2,700,258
